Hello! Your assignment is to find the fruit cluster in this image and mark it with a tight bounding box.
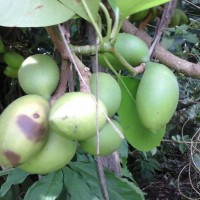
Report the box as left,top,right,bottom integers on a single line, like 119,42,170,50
0,54,123,174
0,37,25,78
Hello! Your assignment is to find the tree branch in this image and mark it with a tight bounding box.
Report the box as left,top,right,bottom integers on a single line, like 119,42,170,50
121,20,200,79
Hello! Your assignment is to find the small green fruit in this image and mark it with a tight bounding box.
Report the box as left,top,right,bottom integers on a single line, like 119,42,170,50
80,119,123,156
89,72,121,117
129,9,149,22
18,54,60,100
49,92,108,141
19,129,77,174
4,52,24,69
0,95,49,168
99,33,149,70
3,66,18,78
136,62,179,132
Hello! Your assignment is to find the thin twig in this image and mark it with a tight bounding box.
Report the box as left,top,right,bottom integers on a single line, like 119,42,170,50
149,0,178,57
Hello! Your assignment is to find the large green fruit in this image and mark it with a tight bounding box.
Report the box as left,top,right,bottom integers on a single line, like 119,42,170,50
4,52,24,69
80,119,123,156
49,92,108,141
0,95,49,168
99,33,149,70
89,72,121,117
136,62,179,132
19,129,77,174
18,54,60,100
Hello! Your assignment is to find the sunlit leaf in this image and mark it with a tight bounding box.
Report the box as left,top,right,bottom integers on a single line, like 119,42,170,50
60,0,100,23
108,0,170,19
0,0,75,27
118,76,166,152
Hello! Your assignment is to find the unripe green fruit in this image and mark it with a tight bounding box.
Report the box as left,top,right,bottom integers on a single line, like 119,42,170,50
169,9,189,27
129,9,149,22
0,95,49,168
4,52,24,69
99,33,149,70
89,72,121,117
19,129,77,174
49,92,108,141
3,66,18,78
80,119,123,156
18,54,60,100
136,62,179,132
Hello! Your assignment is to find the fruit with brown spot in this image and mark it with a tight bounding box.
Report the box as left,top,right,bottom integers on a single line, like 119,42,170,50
0,95,49,168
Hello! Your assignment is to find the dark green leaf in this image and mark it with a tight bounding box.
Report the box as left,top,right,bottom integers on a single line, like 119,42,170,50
68,161,144,200
60,0,100,23
63,167,95,200
0,168,29,198
118,76,166,152
0,0,74,27
23,170,63,200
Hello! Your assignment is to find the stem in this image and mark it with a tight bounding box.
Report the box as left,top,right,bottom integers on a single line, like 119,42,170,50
96,157,110,200
81,0,103,44
99,2,112,42
111,50,137,75
50,59,70,105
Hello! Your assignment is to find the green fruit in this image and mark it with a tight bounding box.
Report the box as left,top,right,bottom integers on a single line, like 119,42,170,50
80,119,123,156
99,33,149,70
89,72,121,117
0,38,5,53
18,54,60,100
136,62,179,132
169,9,188,27
3,66,18,78
49,92,108,141
0,95,49,168
129,9,149,22
19,129,77,174
4,52,24,69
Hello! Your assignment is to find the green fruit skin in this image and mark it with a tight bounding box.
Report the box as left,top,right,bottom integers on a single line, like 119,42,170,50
129,9,149,22
19,129,77,174
3,66,18,78
49,92,108,141
169,9,188,27
99,33,149,70
0,95,50,168
136,62,179,133
80,119,123,156
90,72,121,117
4,52,24,69
18,54,60,100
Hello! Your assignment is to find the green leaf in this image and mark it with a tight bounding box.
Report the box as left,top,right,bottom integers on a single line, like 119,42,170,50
60,0,100,23
68,161,144,200
118,76,166,152
63,167,95,200
0,0,75,27
108,0,170,19
23,170,63,200
0,168,29,198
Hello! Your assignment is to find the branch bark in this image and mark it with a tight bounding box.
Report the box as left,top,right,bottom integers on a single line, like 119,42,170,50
122,20,200,79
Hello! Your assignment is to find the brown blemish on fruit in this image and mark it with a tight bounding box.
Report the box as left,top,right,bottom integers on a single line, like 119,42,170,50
17,115,46,142
4,150,20,166
35,4,44,10
33,113,40,118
